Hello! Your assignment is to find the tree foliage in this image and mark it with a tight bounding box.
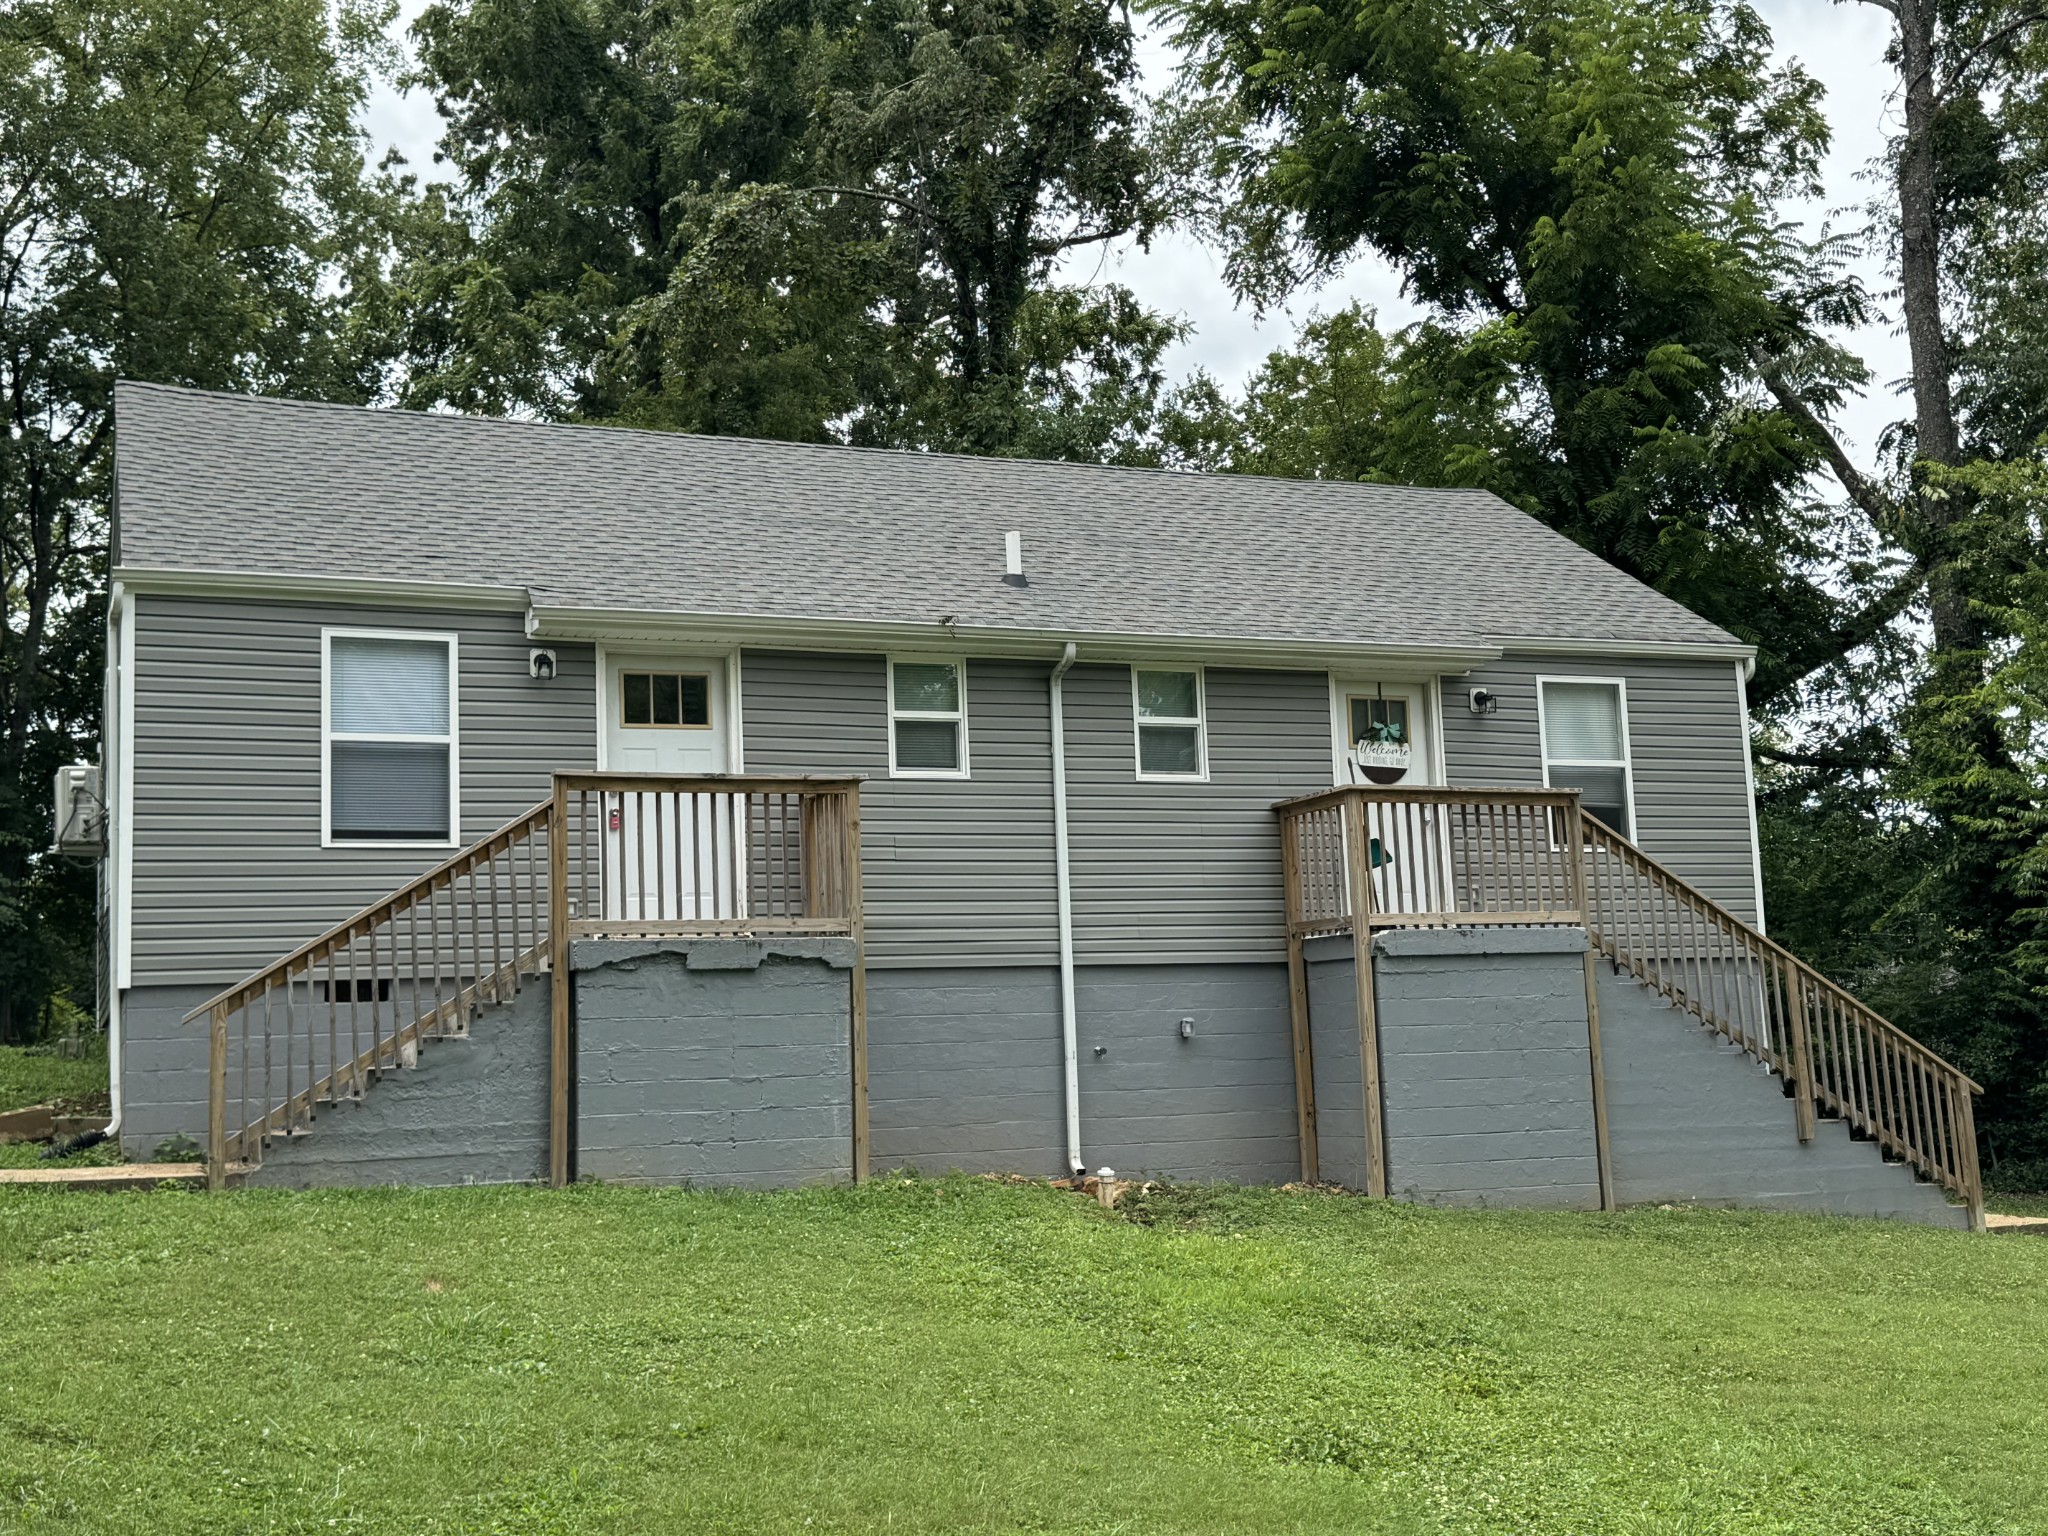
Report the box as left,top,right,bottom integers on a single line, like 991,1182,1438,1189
391,0,1181,456
0,0,397,1037
1155,0,1910,700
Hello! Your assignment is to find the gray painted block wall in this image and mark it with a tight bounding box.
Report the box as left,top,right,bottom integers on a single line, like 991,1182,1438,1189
1373,928,1602,1210
1596,964,1968,1227
1303,941,1371,1190
574,938,856,1188
867,963,1303,1183
867,966,1066,1176
116,983,224,1159
1075,964,1300,1183
250,980,551,1188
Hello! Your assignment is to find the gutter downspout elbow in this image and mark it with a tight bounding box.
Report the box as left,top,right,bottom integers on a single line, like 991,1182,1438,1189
1049,642,1083,1178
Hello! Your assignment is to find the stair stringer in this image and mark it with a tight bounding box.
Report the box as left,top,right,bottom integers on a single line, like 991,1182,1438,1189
1595,964,1970,1228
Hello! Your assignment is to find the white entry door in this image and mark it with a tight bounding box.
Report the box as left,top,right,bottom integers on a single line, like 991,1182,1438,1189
1330,679,1449,919
602,654,737,922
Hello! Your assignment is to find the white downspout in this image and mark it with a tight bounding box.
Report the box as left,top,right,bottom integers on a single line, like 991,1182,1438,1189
101,583,128,1145
1050,641,1083,1177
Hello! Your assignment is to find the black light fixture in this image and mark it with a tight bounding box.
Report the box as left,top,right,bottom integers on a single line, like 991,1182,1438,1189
529,648,558,681
1469,686,1499,716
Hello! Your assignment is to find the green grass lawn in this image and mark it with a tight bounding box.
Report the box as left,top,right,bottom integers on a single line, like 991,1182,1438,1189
0,1180,2042,1535
0,1042,107,1115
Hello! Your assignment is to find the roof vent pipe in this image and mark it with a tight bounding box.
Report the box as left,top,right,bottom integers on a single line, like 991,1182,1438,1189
1003,531,1027,587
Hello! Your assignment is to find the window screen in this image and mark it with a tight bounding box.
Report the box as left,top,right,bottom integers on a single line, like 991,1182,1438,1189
890,660,966,775
328,634,453,842
1135,668,1204,778
1541,680,1631,836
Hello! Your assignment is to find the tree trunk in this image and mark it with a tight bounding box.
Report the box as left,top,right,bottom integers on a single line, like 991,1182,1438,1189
1895,0,1981,656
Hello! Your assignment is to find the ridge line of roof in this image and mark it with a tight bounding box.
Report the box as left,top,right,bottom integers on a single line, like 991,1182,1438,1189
111,379,1526,505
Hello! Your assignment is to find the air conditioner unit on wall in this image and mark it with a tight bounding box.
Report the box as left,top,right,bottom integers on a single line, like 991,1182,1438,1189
52,763,104,856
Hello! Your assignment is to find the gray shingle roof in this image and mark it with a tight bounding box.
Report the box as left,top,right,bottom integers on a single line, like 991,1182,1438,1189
112,382,1740,654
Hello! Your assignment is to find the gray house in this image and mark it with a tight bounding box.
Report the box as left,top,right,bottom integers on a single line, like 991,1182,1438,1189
98,382,1985,1227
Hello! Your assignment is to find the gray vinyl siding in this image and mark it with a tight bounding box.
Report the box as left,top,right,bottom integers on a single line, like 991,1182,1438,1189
1064,665,1336,965
739,654,1332,967
128,595,596,986
739,651,1059,968
1439,654,1760,923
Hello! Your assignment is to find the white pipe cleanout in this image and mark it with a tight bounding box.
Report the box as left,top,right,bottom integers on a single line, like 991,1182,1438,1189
1049,640,1082,1176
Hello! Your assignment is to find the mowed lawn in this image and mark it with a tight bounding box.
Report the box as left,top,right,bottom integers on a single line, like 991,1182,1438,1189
0,1180,2042,1536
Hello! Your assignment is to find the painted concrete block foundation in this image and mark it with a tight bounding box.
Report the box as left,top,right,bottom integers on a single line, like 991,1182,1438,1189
574,938,856,1188
1597,965,1968,1228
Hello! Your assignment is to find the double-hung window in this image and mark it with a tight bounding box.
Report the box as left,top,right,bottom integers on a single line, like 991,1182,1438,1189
1539,678,1633,837
889,658,968,777
1133,666,1206,780
324,631,458,845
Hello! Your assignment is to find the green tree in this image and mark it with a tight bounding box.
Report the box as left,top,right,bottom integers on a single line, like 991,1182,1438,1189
0,0,398,1038
1156,0,1909,697
393,0,1180,456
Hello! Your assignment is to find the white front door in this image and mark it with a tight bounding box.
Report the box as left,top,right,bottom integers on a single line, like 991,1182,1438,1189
602,654,736,921
1331,679,1448,918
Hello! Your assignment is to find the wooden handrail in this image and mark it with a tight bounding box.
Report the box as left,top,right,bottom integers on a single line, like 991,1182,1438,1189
185,801,554,1026
1274,784,1581,814
1580,816,1981,1089
1581,814,1984,1226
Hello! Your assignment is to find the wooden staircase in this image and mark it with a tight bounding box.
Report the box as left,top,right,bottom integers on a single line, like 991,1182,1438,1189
1276,785,1985,1229
1580,816,1984,1228
186,802,555,1183
188,773,868,1189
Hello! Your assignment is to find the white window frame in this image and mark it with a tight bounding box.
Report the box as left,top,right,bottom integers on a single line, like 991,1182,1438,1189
887,654,970,779
321,627,461,850
1536,675,1635,840
1131,663,1209,783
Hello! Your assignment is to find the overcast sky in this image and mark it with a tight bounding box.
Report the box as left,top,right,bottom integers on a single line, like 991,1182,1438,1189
361,0,1905,456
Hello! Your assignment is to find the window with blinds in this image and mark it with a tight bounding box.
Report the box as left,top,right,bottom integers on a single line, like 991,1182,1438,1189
1133,667,1206,779
889,658,968,777
1540,679,1633,837
325,632,456,844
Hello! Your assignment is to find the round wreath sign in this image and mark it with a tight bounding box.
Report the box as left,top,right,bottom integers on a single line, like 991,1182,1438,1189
1352,721,1412,785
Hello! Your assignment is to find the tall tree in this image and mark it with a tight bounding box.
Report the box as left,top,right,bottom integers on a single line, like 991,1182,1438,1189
1748,0,2048,1179
0,0,397,1038
1156,0,1906,696
393,0,1180,456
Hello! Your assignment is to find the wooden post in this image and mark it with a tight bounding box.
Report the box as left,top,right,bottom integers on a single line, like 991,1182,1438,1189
1341,792,1387,1198
1786,962,1818,1143
1279,810,1319,1184
844,784,870,1184
547,780,572,1189
207,1001,229,1192
1581,950,1616,1212
1957,1084,1986,1233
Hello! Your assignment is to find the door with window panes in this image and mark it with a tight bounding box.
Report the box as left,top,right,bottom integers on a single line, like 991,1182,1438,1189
603,655,735,920
1333,680,1446,918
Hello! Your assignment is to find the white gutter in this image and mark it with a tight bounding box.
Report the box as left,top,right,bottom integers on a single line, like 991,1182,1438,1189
1049,641,1083,1177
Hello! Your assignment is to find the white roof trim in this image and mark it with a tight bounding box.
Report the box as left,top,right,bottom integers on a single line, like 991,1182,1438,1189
1502,636,1759,662
107,563,1755,664
111,565,529,612
522,603,1504,671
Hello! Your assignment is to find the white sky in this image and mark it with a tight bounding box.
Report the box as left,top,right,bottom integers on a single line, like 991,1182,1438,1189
361,0,1905,457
